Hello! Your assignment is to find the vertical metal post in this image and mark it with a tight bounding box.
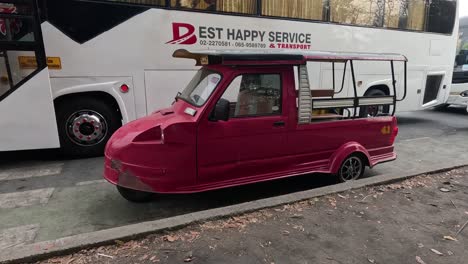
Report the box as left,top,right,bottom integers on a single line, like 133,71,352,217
3,51,14,89
350,60,358,118
5,19,11,41
32,0,46,69
256,0,262,16
332,62,335,94
390,61,397,115
335,61,347,94
397,61,408,102
322,0,331,22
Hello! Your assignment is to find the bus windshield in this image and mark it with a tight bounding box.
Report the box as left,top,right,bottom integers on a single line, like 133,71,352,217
178,69,221,107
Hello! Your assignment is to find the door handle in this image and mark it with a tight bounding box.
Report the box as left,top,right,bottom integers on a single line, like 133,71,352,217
273,121,285,127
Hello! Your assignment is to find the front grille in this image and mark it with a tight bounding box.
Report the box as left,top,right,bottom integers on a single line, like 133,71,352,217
423,75,443,104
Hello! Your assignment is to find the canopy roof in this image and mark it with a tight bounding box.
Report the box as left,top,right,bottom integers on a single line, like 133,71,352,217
173,49,408,66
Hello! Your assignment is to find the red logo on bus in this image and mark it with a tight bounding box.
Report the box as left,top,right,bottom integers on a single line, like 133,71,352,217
166,23,197,45
0,4,22,36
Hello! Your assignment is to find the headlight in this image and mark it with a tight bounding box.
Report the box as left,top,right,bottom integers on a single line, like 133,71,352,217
461,91,468,97
132,126,162,142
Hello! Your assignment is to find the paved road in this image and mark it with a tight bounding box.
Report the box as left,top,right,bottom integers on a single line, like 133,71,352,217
0,107,467,249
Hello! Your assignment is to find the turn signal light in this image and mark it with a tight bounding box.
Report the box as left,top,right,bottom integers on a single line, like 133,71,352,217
120,84,129,93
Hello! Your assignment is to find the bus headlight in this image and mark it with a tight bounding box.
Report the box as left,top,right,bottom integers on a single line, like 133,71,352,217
460,91,468,97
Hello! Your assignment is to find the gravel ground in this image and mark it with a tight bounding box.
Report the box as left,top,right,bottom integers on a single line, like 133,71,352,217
36,167,468,264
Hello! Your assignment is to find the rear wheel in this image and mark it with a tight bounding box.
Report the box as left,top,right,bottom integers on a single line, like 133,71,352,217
117,186,154,203
337,155,365,182
434,104,450,111
360,89,390,117
55,95,121,157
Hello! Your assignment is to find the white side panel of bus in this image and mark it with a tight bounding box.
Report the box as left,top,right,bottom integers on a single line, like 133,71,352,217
144,70,197,113
0,68,59,151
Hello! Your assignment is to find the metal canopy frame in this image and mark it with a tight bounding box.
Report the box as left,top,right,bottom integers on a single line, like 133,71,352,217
173,49,408,65
306,58,407,123
174,49,408,123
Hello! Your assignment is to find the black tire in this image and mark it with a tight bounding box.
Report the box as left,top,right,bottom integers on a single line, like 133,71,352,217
434,104,450,111
360,89,390,117
337,154,365,183
117,186,154,203
55,95,121,157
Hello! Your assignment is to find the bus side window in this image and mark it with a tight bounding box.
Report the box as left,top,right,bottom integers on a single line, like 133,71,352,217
261,0,323,20
171,0,257,14
103,0,165,6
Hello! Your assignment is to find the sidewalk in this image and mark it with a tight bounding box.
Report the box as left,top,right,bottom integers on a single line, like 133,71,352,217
38,167,468,264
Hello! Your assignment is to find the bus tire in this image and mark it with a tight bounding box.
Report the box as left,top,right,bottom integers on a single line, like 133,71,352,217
360,89,390,117
434,104,449,111
117,186,154,203
337,154,365,182
55,95,121,157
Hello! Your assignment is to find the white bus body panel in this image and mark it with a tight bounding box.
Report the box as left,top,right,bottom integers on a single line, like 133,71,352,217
41,7,459,119
50,76,136,123
0,68,59,151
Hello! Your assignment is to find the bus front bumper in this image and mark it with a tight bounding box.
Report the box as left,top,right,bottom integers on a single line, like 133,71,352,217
446,94,468,107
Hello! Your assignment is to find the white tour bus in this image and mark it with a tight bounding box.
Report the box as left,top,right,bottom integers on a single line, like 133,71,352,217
0,0,459,157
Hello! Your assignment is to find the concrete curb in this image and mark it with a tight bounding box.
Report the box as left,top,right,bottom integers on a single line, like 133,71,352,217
1,163,465,264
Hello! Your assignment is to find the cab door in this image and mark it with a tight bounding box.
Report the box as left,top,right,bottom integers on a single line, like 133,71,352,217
197,67,291,184
0,0,59,151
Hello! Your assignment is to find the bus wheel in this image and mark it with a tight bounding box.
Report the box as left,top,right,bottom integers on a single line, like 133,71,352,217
360,89,390,117
337,155,365,182
55,96,121,157
434,104,449,111
117,186,154,203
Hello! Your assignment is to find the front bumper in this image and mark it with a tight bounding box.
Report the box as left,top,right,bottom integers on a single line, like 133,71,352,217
103,155,166,193
446,94,468,107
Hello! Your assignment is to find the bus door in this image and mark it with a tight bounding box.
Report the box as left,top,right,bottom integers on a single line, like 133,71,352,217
0,0,59,151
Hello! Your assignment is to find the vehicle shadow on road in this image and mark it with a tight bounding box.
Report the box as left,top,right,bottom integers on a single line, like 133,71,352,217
85,171,375,231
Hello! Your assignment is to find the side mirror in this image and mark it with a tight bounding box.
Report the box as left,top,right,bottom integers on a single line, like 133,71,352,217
211,98,230,121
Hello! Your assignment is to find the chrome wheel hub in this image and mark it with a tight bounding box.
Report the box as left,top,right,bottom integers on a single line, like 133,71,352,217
340,157,362,181
66,110,108,146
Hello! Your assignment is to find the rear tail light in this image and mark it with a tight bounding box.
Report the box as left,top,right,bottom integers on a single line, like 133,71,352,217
120,84,129,93
390,125,399,145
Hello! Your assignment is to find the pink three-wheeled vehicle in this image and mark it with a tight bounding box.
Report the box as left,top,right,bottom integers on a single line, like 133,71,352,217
104,49,406,202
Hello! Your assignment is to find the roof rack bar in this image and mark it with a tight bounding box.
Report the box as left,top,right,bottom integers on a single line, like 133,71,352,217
312,98,355,109
173,49,408,66
358,96,395,106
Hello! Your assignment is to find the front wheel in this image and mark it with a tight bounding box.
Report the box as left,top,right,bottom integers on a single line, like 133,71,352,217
117,186,154,203
55,95,121,157
337,155,365,182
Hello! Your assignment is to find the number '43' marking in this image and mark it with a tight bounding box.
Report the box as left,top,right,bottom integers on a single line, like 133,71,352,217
381,126,391,135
